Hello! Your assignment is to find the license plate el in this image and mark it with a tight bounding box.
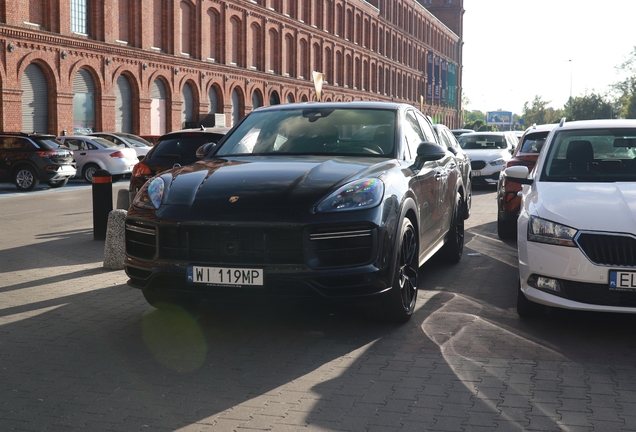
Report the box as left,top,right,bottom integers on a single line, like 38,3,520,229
188,266,264,286
609,270,636,291
472,170,481,177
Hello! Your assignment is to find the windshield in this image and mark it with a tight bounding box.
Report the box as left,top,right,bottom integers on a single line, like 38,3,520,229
116,133,152,147
458,134,508,150
540,128,636,182
215,107,397,157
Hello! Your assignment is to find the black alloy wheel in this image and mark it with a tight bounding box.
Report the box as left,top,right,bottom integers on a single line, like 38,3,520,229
13,166,39,191
371,217,418,323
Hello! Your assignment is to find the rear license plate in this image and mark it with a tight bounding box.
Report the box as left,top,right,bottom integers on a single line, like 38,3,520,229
609,270,636,291
472,170,481,177
188,266,264,286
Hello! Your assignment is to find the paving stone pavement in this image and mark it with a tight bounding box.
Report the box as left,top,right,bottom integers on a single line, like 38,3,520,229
1,183,635,431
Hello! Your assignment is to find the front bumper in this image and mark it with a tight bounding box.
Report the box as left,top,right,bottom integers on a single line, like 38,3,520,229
518,240,636,313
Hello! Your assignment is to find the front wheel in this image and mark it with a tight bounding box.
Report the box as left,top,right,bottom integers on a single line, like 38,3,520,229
441,194,465,263
516,279,545,318
13,166,39,191
368,217,419,323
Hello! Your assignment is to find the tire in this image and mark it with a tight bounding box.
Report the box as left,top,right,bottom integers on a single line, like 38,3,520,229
441,194,465,263
369,217,419,323
47,178,69,188
497,213,517,240
13,166,39,191
516,279,545,318
142,290,199,312
83,164,100,183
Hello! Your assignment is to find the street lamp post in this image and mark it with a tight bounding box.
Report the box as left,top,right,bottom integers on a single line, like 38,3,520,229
568,59,573,100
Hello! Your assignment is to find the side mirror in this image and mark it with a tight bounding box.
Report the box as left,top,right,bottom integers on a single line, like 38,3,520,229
196,142,217,159
504,165,533,185
447,146,458,156
416,142,447,161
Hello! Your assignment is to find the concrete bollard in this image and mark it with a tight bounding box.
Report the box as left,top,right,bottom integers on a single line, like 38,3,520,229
116,188,130,210
103,209,127,270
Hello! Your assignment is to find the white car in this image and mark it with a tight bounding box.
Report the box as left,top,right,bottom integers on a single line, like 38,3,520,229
505,118,636,317
457,131,517,185
57,135,138,183
88,132,152,161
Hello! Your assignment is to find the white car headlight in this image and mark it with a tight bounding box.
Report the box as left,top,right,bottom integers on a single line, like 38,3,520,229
132,177,165,210
489,158,506,166
316,178,384,212
528,215,577,247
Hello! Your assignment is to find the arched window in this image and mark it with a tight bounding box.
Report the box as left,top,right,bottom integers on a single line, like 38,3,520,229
252,90,263,109
335,51,343,86
231,88,244,126
153,0,163,50
268,29,279,73
229,16,241,66
269,91,280,106
312,43,322,76
286,94,295,104
118,0,130,42
72,68,96,134
299,39,309,79
115,75,132,133
285,34,295,77
250,23,262,70
325,47,333,84
22,63,49,134
181,82,195,128
336,4,343,36
208,9,220,60
150,78,167,135
180,1,191,55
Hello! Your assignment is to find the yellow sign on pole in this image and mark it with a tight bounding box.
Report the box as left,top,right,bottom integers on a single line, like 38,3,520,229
312,71,324,101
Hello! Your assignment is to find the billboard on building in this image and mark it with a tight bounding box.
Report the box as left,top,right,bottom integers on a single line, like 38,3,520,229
487,111,513,126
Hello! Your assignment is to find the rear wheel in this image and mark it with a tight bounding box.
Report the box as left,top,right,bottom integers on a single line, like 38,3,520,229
13,166,39,191
47,178,69,188
516,279,545,317
83,164,100,183
369,217,418,323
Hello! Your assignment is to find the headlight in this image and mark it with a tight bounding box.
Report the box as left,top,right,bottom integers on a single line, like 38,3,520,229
489,158,506,166
132,177,165,210
528,215,577,247
316,178,384,212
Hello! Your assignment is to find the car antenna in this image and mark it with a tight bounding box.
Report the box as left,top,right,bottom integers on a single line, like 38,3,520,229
559,117,566,127
200,125,205,131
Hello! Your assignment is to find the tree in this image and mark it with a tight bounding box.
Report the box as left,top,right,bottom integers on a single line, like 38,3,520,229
564,93,613,120
610,46,636,118
521,95,563,126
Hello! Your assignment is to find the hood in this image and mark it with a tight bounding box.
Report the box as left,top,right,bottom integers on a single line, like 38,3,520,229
160,156,393,210
529,182,636,233
464,148,510,162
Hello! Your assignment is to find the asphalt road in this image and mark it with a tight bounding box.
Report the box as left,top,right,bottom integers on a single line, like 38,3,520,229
1,181,635,431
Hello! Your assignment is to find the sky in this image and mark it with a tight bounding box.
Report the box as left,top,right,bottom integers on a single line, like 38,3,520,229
461,0,636,115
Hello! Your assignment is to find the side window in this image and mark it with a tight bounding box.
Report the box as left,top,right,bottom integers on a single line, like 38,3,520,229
0,137,10,149
65,139,81,150
86,141,98,150
14,138,34,150
437,129,453,150
414,112,438,144
403,111,426,160
99,135,116,144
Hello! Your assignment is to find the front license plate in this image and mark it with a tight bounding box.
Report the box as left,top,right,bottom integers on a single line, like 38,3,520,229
472,170,481,177
188,266,264,286
609,270,636,291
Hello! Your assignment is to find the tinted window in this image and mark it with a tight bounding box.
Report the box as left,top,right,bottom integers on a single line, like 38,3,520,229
458,134,507,150
154,134,224,158
403,111,426,160
519,131,549,154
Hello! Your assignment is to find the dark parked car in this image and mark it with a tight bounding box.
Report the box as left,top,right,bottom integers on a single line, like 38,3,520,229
433,123,472,218
129,127,230,193
124,102,468,323
496,123,555,239
0,132,76,191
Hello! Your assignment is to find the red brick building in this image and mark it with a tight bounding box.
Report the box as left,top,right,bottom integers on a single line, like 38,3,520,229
0,0,464,136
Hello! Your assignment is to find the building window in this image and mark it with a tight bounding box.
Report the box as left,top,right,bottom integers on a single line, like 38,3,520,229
70,0,89,34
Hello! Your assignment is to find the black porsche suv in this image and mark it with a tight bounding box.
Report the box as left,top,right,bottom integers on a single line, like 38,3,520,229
0,132,76,191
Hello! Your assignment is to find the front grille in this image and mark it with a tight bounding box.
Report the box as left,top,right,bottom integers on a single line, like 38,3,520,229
126,220,157,259
561,280,636,307
576,232,636,267
159,225,304,265
471,161,486,170
308,228,375,268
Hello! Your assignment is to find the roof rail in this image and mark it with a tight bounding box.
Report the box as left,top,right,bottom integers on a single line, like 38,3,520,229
559,117,566,127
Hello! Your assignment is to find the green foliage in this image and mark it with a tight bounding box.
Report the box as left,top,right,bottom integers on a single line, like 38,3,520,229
521,95,564,126
564,93,613,120
463,109,486,124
